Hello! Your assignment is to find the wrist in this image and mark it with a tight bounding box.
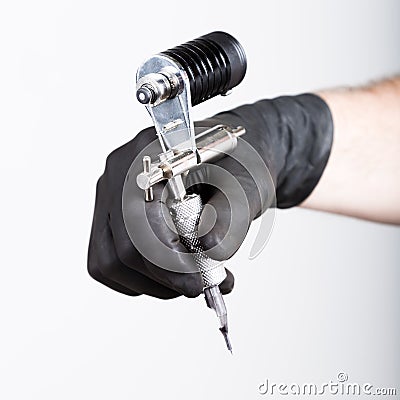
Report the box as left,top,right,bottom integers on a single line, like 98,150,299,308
273,93,334,208
207,93,334,212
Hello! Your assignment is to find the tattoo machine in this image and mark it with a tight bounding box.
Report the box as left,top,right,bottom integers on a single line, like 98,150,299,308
135,31,247,353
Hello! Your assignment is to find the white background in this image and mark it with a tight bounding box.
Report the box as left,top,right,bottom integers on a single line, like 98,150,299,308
1,0,399,399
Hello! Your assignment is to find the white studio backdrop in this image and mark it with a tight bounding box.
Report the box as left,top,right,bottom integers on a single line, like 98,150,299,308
0,0,399,399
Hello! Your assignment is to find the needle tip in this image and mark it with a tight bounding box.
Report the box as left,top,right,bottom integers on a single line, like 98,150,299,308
219,326,233,354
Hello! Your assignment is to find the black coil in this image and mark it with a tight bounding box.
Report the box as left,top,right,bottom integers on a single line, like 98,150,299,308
161,31,247,106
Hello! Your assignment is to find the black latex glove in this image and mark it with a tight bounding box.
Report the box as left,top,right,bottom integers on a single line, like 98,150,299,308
88,94,333,299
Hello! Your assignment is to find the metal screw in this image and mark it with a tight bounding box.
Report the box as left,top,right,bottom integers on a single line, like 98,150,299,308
143,156,153,202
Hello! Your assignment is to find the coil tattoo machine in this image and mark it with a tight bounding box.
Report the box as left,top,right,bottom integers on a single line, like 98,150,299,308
135,32,247,353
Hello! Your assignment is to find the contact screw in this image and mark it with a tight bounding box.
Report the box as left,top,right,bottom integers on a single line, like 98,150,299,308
142,156,153,202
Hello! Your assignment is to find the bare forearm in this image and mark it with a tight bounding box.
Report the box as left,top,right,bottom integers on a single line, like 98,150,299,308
302,77,400,224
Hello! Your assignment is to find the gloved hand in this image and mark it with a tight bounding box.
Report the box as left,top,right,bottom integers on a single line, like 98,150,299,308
88,94,333,299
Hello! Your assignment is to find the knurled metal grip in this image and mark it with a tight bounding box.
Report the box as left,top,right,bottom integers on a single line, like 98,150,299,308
169,194,227,288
